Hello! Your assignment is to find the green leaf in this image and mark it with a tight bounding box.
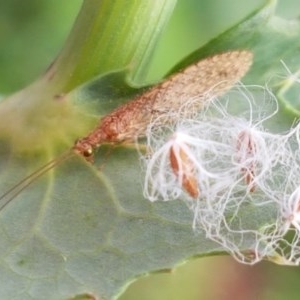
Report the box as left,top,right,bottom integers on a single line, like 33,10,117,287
1,0,300,299
170,0,300,95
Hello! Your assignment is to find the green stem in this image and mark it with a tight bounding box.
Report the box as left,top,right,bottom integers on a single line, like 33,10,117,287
49,0,177,92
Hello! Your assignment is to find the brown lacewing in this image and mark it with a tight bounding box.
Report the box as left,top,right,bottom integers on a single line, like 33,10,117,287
0,50,253,210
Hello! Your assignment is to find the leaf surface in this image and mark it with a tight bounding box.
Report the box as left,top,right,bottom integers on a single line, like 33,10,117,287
1,1,300,299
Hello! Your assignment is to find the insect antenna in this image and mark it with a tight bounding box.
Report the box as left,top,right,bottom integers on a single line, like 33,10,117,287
0,150,74,212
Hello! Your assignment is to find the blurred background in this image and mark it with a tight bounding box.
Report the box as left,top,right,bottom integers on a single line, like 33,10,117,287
1,0,300,299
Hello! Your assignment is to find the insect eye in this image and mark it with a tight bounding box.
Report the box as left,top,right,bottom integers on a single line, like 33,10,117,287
83,147,93,157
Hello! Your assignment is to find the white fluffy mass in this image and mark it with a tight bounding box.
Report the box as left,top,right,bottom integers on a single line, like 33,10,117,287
141,82,300,265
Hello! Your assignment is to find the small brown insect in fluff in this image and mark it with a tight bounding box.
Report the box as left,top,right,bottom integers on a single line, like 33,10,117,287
169,144,200,199
74,50,253,161
236,130,257,192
